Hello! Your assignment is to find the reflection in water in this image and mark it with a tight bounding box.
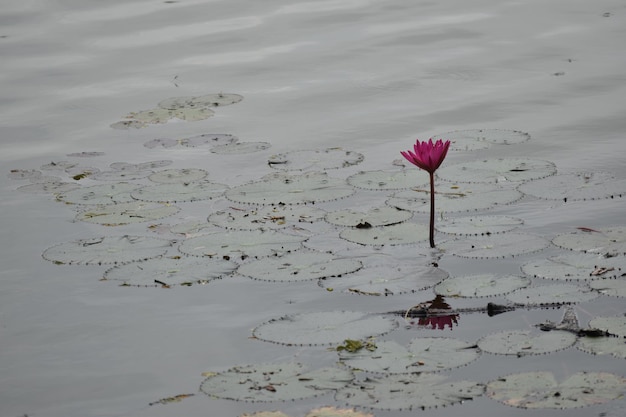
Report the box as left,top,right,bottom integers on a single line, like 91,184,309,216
404,295,460,330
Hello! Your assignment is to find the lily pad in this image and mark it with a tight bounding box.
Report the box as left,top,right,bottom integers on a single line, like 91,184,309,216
103,256,237,287
158,93,243,110
440,233,550,259
252,311,398,346
387,183,522,213
91,170,153,181
588,316,626,337
552,227,626,256
436,158,556,183
123,107,215,124
486,371,626,409
110,120,146,129
431,129,531,151
325,206,412,227
237,251,362,282
75,202,180,226
521,253,625,281
211,142,272,154
506,283,598,306
226,172,355,205
477,330,577,356
67,151,105,157
200,362,352,402
56,183,140,205
340,223,429,246
436,215,523,236
132,181,227,203
179,230,305,260
209,205,326,230
17,181,81,194
303,407,374,417
518,172,626,201
65,166,100,180
589,279,626,297
336,373,484,410
268,148,364,171
148,168,208,184
42,235,172,265
434,274,531,298
183,133,239,147
577,335,626,359
347,170,429,190
7,169,43,180
111,160,173,171
338,337,480,374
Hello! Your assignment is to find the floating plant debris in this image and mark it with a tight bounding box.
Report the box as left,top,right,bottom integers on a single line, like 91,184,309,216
437,158,557,183
486,371,626,409
40,160,78,171
518,172,626,201
209,205,326,230
431,128,531,151
7,169,43,180
477,330,577,356
67,151,105,157
211,141,272,154
439,233,550,259
158,93,243,110
521,253,624,281
552,226,626,256
436,215,524,236
200,362,353,402
132,181,228,203
148,168,208,184
56,183,140,205
226,172,355,205
268,148,364,171
506,283,598,306
347,170,429,190
325,206,412,227
75,201,180,226
252,311,398,346
434,274,531,298
587,316,626,337
17,181,81,194
339,222,429,246
144,133,238,149
338,337,480,374
42,235,173,265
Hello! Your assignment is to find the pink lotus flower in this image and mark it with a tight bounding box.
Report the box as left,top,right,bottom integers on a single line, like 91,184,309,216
401,138,451,248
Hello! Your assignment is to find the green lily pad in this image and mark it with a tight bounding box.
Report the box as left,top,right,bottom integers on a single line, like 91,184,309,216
226,172,355,205
325,206,412,227
436,215,523,236
440,233,550,258
518,172,626,201
522,253,625,281
148,168,208,184
588,316,626,337
437,158,556,183
132,181,227,203
158,93,243,110
506,283,598,306
589,278,626,297
431,129,531,151
347,170,429,190
200,362,352,402
486,371,626,409
338,337,480,374
268,148,364,171
552,227,626,256
56,183,140,205
209,205,326,230
237,251,362,282
340,223,429,246
336,373,484,410
75,201,180,226
211,141,272,154
434,274,530,298
42,235,173,265
478,330,577,356
252,311,398,346
577,335,626,359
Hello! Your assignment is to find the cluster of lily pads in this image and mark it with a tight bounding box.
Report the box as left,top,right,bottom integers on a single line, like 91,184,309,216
8,123,626,415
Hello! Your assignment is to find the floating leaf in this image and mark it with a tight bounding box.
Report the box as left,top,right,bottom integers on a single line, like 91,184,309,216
577,335,626,359
240,412,290,417
17,181,81,194
434,274,531,298
132,181,227,203
112,160,173,171
436,215,523,236
237,251,362,282
325,206,412,227
200,362,352,402
588,316,626,337
486,371,626,409
252,311,398,346
75,201,180,226
387,183,522,213
521,253,624,281
338,337,480,374
148,168,208,184
211,141,272,154
56,183,140,205
103,256,237,287
589,279,626,297
91,170,153,181
158,93,243,110
209,205,326,230
436,158,556,183
123,107,215,125
110,120,146,129
477,330,577,356
518,172,626,201
40,161,78,171
431,128,531,151
552,227,626,256
226,172,355,205
340,223,429,246
7,169,42,180
144,133,239,149
336,373,484,410
42,235,172,265
179,230,305,260
268,148,364,171
440,233,550,258
506,283,598,306
304,407,374,417
67,151,105,157
347,170,428,190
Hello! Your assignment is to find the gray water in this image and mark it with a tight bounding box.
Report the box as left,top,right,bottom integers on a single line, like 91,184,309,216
1,1,626,416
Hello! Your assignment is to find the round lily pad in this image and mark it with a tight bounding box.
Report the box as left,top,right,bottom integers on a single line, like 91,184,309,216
211,142,272,154
436,215,523,236
179,230,305,260
183,133,239,147
40,161,77,171
431,129,531,151
252,311,398,346
387,183,522,213
338,337,480,374
168,219,217,237
42,235,173,265
268,148,364,171
577,335,626,359
103,256,237,287
17,181,81,194
340,223,429,246
336,373,484,410
588,316,626,337
200,362,352,402
434,274,530,298
552,227,626,256
486,371,626,409
123,107,215,124
325,206,412,227
158,93,243,110
7,169,43,180
67,151,105,157
518,172,626,201
91,169,153,181
237,251,362,282
506,283,598,306
56,183,140,205
226,172,355,205
148,168,208,184
110,160,173,171
303,407,374,417
65,166,100,180
477,330,577,356
521,253,624,281
436,158,556,183
75,201,180,226
440,233,550,259
347,170,429,190
589,279,626,297
209,205,326,230
110,120,146,129
132,181,227,203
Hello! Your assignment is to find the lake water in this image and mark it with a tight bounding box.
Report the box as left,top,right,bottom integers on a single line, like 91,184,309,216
1,1,626,416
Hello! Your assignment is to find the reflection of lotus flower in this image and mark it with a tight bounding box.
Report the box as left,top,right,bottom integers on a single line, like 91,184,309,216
416,315,459,330
401,138,451,248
